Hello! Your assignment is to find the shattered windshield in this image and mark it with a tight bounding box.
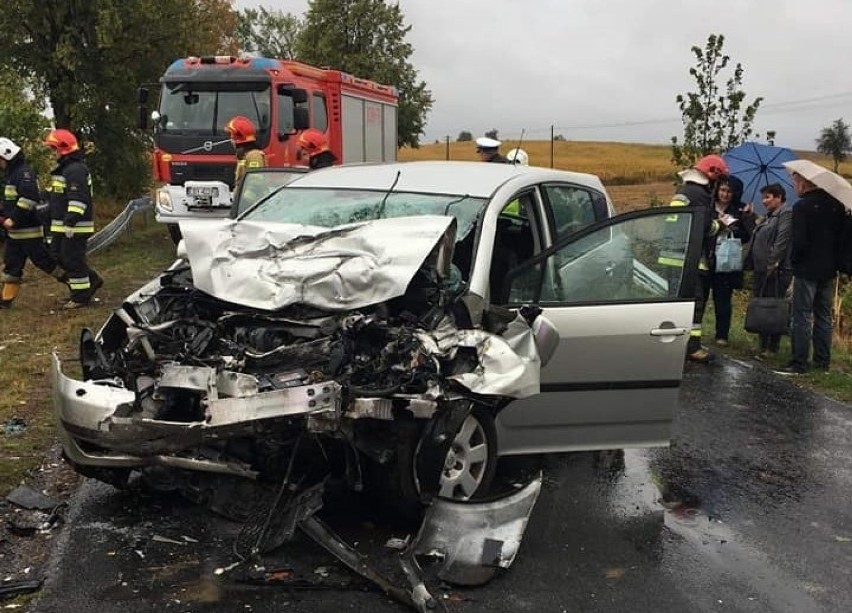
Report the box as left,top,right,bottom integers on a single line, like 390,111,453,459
243,188,487,239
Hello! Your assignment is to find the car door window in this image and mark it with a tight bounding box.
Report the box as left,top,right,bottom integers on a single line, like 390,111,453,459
543,184,599,239
489,190,542,304
506,206,703,305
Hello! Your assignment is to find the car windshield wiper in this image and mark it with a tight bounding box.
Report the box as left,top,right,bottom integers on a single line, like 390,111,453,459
375,170,401,218
443,194,471,215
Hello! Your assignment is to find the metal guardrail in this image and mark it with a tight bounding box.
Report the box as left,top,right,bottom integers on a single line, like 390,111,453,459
86,196,153,255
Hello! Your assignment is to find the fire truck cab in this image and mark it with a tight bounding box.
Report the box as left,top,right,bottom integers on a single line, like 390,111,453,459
139,55,398,238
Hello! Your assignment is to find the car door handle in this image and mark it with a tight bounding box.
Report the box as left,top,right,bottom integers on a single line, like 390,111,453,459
650,327,687,337
605,263,616,275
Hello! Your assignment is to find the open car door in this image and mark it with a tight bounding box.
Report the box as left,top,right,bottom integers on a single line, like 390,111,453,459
495,204,707,455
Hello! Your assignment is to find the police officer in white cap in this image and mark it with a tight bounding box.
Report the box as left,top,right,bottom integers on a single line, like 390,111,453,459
475,136,510,163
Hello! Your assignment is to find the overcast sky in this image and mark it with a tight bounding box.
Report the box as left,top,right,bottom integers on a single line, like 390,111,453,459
237,0,852,150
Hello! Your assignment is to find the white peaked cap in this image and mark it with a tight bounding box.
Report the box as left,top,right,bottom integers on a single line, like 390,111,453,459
475,136,501,149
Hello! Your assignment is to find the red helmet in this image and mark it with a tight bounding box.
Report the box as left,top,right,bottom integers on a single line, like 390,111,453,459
43,129,79,155
693,154,729,181
224,116,256,145
298,128,330,156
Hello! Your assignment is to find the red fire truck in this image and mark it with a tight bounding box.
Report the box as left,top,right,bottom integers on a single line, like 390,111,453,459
139,55,398,238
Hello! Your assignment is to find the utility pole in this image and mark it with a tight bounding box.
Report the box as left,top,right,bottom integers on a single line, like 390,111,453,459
445,135,450,160
550,124,555,168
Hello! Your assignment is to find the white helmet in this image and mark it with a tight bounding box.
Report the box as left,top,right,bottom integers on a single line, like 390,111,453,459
0,137,21,161
506,148,529,166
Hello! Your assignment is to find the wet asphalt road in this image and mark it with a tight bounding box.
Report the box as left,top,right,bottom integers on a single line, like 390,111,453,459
32,357,852,613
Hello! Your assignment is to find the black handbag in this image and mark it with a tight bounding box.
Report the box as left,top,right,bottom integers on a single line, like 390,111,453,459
744,275,789,335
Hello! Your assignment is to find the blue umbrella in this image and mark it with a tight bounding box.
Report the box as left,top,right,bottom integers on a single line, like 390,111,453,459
722,142,797,213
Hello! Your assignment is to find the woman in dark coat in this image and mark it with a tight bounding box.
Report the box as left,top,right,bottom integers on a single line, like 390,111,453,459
708,175,755,345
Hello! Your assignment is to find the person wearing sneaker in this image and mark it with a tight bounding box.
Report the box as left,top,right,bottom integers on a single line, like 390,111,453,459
0,137,66,309
43,129,103,310
777,172,845,375
749,184,793,360
669,154,729,363
707,176,755,348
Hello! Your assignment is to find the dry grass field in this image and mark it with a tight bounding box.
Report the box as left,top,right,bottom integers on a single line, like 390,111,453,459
400,140,852,212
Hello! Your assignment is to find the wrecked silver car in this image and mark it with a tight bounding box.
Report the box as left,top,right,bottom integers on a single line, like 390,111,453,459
53,161,705,608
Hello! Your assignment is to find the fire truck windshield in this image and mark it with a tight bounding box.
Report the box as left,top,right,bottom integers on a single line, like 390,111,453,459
158,82,271,135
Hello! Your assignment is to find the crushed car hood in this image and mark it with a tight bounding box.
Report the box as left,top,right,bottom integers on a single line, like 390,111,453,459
180,216,456,312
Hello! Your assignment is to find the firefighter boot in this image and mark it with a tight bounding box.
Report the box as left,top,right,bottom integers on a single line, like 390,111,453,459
87,269,104,300
50,266,68,283
0,276,22,308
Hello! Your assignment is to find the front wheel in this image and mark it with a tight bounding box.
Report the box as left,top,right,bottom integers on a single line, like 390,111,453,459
366,406,499,524
431,407,498,501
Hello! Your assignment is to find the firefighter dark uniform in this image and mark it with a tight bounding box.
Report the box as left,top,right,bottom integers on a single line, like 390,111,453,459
0,142,62,308
45,141,103,308
661,159,726,362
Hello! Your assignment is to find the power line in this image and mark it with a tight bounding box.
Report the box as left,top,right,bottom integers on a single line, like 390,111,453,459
430,90,852,140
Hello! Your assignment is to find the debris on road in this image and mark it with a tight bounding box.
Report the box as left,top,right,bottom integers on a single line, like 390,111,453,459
0,579,43,601
5,485,59,511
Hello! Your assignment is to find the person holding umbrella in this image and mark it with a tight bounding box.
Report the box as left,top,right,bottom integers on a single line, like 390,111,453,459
775,160,848,374
722,142,797,214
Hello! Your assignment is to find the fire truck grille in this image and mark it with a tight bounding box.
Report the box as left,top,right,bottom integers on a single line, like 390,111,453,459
171,163,236,188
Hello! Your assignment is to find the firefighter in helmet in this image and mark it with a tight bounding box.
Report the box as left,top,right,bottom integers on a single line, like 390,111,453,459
0,137,65,308
298,129,337,170
44,128,103,309
663,153,729,362
225,116,267,189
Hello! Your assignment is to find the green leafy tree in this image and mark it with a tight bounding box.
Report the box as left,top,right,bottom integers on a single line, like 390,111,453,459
0,68,52,175
671,34,763,170
0,0,239,200
237,7,302,59
296,0,433,148
456,130,472,142
484,129,499,140
816,118,852,172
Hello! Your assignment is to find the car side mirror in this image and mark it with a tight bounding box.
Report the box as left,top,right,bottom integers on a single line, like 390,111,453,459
293,108,310,131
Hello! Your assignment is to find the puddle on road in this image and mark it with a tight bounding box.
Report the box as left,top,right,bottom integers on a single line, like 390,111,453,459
598,449,824,613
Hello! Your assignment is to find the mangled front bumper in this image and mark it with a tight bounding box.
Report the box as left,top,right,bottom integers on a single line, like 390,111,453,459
52,354,341,478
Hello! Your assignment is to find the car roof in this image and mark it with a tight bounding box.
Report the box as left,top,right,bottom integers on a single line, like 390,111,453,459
282,161,606,198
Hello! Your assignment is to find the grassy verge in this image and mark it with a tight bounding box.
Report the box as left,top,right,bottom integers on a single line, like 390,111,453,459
702,284,852,402
0,208,175,494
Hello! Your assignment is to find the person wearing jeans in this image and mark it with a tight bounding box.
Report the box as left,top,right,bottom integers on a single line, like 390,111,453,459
789,278,834,371
776,173,845,374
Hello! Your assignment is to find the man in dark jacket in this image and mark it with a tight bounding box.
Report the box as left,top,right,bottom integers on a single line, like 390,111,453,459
776,173,845,374
43,129,103,309
0,137,64,308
